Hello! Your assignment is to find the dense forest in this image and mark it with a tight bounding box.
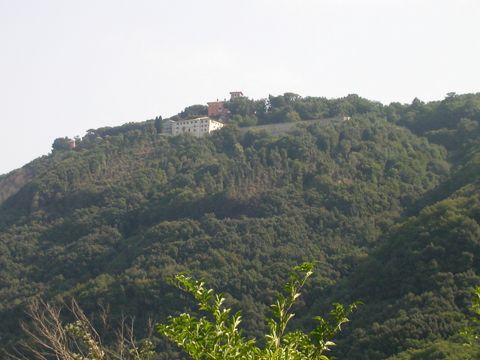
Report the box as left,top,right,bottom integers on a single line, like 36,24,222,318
0,92,479,359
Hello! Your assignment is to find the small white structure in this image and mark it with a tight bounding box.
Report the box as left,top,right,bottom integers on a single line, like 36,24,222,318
171,117,224,137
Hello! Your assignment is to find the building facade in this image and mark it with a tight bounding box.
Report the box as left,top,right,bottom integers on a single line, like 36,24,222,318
230,91,244,100
171,117,224,137
161,119,176,134
207,100,226,118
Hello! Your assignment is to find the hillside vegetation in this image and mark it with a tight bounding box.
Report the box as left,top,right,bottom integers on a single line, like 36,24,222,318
0,93,479,359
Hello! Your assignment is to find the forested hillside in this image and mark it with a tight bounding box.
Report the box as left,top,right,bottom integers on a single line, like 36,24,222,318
1,93,479,359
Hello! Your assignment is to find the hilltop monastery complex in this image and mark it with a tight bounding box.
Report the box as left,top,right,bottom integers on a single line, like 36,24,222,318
162,91,244,137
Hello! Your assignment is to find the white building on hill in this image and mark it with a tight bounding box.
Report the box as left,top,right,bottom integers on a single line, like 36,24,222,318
171,117,224,137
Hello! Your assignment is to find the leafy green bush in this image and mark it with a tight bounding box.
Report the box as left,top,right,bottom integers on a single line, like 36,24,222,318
158,262,360,359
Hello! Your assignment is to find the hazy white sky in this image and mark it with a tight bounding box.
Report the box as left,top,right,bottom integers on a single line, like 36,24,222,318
1,0,479,175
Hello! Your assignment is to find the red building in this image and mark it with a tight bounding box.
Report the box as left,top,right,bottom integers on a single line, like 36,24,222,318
207,100,226,118
208,91,244,118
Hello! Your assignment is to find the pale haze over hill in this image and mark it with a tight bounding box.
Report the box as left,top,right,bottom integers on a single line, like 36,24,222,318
1,0,479,175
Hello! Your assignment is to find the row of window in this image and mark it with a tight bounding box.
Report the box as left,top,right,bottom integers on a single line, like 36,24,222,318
174,125,209,129
178,119,209,125
174,127,210,132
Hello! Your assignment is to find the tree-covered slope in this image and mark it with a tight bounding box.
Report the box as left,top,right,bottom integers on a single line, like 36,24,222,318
320,184,480,359
1,93,479,358
306,93,480,359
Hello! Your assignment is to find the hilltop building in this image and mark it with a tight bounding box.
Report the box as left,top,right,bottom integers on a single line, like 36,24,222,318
67,138,76,149
207,100,227,118
230,91,244,100
162,92,242,136
207,91,245,119
165,117,224,137
161,119,176,133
